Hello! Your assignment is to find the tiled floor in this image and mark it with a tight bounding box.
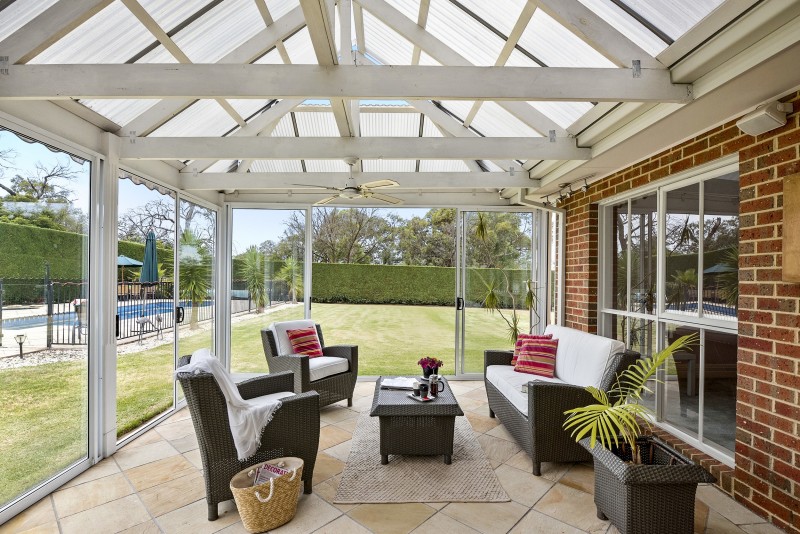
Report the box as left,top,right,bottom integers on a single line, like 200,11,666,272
0,381,784,534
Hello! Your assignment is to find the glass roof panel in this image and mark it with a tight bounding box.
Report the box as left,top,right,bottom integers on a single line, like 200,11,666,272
271,114,296,137
470,102,541,138
149,100,237,137
0,0,58,43
616,0,724,41
254,48,284,65
251,160,303,172
79,99,161,127
421,116,443,137
265,0,300,21
137,44,179,63
305,160,349,172
362,160,415,172
283,27,318,64
31,1,154,64
505,49,540,67
519,10,616,68
360,113,420,137
419,160,472,172
172,0,264,63
425,0,506,66
576,0,666,56
295,112,340,137
204,159,236,172
418,52,441,66
529,102,593,130
363,9,415,66
482,161,504,172
138,0,211,32
386,0,421,22
452,0,528,37
228,100,276,121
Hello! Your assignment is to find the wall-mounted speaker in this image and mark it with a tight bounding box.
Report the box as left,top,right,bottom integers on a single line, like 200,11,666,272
736,101,793,136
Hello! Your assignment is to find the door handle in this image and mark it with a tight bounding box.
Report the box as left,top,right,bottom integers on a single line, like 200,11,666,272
115,314,119,337
176,306,185,324
456,297,464,310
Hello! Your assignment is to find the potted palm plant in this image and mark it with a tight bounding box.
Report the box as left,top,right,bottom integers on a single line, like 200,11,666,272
562,334,715,534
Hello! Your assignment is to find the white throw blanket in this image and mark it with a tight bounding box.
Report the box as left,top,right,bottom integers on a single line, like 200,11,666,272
175,349,282,460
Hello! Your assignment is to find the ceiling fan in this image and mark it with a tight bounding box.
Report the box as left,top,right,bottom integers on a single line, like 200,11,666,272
294,158,403,205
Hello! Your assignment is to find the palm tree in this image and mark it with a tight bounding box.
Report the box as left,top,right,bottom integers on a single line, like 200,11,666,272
238,246,267,313
178,229,211,329
277,257,303,304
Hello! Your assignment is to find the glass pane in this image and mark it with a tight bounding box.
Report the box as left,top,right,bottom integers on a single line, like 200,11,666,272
629,194,657,314
463,212,533,374
609,202,627,310
177,201,216,373
702,174,739,321
701,330,737,452
311,207,456,376
116,173,176,439
0,128,90,507
663,323,701,439
630,319,657,412
230,209,306,373
665,183,700,316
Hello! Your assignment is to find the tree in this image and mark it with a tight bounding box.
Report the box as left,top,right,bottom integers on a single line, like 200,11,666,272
467,212,531,269
277,257,303,304
397,208,456,266
118,199,175,244
0,161,80,202
238,246,267,312
178,229,211,329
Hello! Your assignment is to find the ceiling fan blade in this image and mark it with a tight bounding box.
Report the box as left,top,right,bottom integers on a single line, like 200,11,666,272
360,179,399,189
366,192,404,205
315,195,339,205
292,183,341,191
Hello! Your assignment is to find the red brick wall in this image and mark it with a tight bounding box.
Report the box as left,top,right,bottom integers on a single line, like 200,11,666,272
559,91,800,533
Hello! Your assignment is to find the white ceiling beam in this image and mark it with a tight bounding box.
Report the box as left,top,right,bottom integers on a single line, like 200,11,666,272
354,0,568,135
120,136,590,160
254,0,292,63
534,0,662,69
181,171,536,190
228,191,511,207
0,0,112,64
4,64,691,102
353,3,366,54
118,5,306,136
410,0,431,65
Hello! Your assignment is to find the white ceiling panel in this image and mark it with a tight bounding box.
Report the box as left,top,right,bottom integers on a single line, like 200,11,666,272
149,99,237,137
283,27,317,64
419,159,472,172
362,160,416,172
0,0,58,43
295,112,340,137
172,0,264,63
251,160,304,172
518,9,616,68
79,99,161,127
425,0,506,67
361,112,420,137
363,9,415,65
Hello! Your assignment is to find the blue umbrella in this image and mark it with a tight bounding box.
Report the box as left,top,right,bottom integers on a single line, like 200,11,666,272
139,231,159,316
117,255,143,281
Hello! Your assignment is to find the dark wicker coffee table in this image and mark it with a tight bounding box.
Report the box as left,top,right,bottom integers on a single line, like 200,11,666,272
370,377,464,464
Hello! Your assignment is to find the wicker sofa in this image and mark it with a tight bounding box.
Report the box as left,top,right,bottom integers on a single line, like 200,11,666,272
484,325,639,475
261,320,358,408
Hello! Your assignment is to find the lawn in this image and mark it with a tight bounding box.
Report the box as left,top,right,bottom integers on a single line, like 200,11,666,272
0,303,522,506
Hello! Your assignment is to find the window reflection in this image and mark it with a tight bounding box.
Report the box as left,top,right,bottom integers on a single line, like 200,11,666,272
702,174,739,321
665,183,700,316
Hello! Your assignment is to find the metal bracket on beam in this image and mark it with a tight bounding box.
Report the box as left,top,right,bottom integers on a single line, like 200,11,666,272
127,130,137,144
549,130,556,142
0,57,8,76
632,60,641,78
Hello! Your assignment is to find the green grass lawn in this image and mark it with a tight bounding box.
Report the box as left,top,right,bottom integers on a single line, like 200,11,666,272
0,303,521,507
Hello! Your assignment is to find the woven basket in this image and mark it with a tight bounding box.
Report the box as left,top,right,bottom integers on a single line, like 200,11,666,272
230,457,304,533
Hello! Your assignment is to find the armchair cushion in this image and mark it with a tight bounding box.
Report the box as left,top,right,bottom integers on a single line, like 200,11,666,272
308,356,350,382
286,327,323,357
511,333,553,366
514,338,558,377
270,319,317,354
486,364,564,415
545,324,625,387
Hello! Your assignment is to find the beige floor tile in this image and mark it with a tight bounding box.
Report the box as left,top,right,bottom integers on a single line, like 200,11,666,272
314,515,372,533
312,453,345,486
114,440,180,471
558,463,595,495
696,498,710,534
124,429,165,450
740,522,786,534
314,474,356,513
705,510,748,533
320,406,359,425
334,418,359,433
319,425,353,450
169,433,200,453
14,522,60,534
53,472,133,518
59,494,151,534
325,439,353,462
0,498,56,533
126,454,198,492
534,483,609,533
155,417,196,441
118,520,162,534
347,503,435,534
215,522,250,534
465,412,500,434
457,397,487,412
461,388,490,400
138,471,206,517
509,509,586,534
697,486,766,526
61,458,120,489
349,396,374,413
163,408,192,424
270,493,342,533
183,449,204,470
410,512,481,533
469,402,492,416
155,499,240,534
494,464,554,507
353,382,377,397
425,502,448,510
540,463,572,482
440,501,528,534
476,434,520,465
485,424,516,443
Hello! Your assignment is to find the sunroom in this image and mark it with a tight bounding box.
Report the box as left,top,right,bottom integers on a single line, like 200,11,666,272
1,0,799,532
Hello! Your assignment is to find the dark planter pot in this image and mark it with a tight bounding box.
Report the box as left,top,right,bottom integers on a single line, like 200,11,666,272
422,366,439,378
580,435,715,534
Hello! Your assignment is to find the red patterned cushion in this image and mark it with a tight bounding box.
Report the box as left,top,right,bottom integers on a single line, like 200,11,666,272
511,333,553,366
286,327,323,358
514,338,559,378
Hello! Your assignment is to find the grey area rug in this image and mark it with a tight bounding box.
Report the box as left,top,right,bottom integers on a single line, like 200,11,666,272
334,414,510,503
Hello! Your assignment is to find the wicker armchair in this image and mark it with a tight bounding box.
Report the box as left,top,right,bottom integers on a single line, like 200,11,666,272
484,348,639,476
261,322,358,408
176,356,319,521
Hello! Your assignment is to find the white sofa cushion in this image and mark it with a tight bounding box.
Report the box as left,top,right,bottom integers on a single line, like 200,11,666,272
544,324,625,388
308,356,350,382
269,320,317,355
486,364,564,416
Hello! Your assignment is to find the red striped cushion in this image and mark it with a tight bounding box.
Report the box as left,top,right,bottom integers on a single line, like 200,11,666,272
514,338,559,378
511,333,553,366
286,327,323,358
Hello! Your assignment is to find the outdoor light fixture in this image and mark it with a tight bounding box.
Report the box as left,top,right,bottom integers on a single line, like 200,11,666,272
14,333,26,359
581,178,590,192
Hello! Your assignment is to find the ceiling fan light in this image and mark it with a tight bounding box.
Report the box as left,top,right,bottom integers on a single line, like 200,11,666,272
339,189,360,199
